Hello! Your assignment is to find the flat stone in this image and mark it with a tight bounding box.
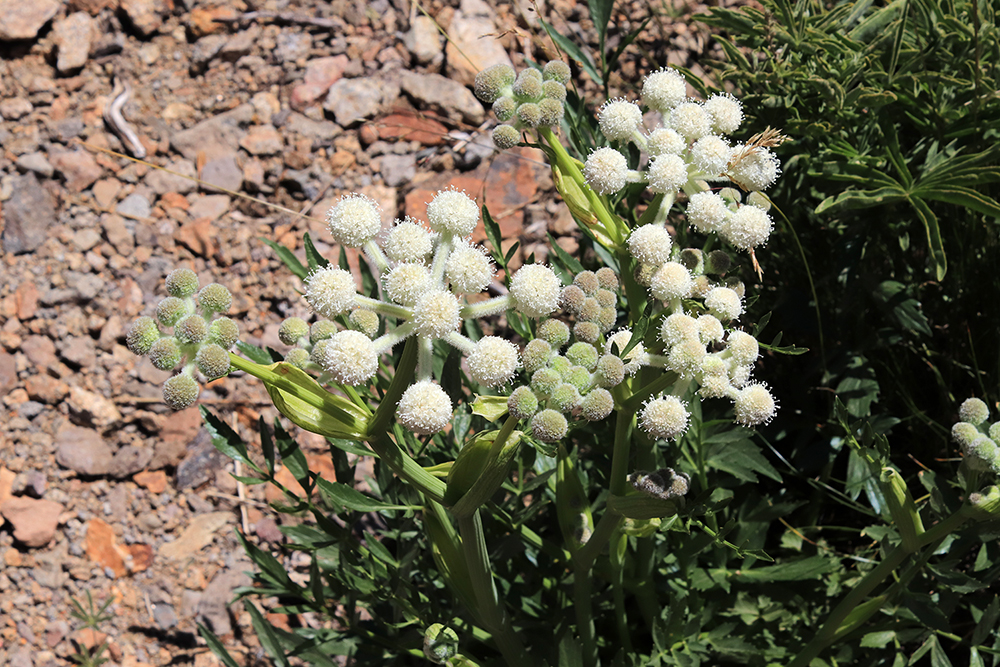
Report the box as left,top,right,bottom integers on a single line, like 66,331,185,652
149,407,202,469
399,71,483,125
84,518,128,577
55,424,113,475
379,153,416,187
445,0,514,87
324,77,386,127
15,151,54,177
50,149,103,192
291,55,350,110
0,351,16,397
116,192,152,219
60,335,97,367
71,228,102,252
0,498,63,548
120,0,164,36
274,31,311,63
67,385,122,428
0,0,60,40
108,444,153,478
405,14,443,65
133,469,168,494
376,113,449,146
70,0,115,15
187,194,230,221
175,430,227,490
159,511,230,561
220,26,259,60
239,126,283,155
170,104,254,161
15,281,39,319
146,158,197,194
24,374,69,404
284,112,338,142
52,12,95,73
175,219,217,257
101,213,134,253
197,568,250,635
21,335,56,367
0,97,32,119
191,34,226,68
199,156,243,192
2,173,57,254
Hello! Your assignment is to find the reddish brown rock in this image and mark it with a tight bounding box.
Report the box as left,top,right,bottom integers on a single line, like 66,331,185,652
290,55,350,110
0,497,63,548
50,149,104,192
134,469,168,494
86,517,129,577
376,113,449,146
24,374,70,404
175,219,217,258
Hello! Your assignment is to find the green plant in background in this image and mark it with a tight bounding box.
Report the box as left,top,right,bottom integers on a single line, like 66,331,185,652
116,0,1000,665
68,591,114,667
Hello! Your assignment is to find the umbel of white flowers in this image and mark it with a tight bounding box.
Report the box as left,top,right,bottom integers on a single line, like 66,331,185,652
287,189,565,435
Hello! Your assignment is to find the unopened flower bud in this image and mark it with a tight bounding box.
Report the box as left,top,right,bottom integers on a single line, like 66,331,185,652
310,320,338,343
198,283,233,315
163,374,199,410
508,386,539,420
640,396,689,440
175,314,209,345
566,342,598,370
284,348,310,368
156,296,189,328
581,388,614,421
208,317,239,349
542,60,571,84
196,343,230,380
148,337,182,371
523,338,553,374
551,382,582,412
542,80,567,101
427,189,479,237
583,147,629,195
475,64,516,104
467,336,519,387
560,285,586,314
989,422,1000,443
952,422,980,449
278,317,309,346
531,367,561,395
595,267,619,291
536,319,570,349
127,316,160,355
493,96,517,122
327,193,382,248
165,268,199,298
512,70,543,99
595,289,616,309
349,309,380,337
960,398,990,425
595,354,625,387
517,102,543,127
579,297,600,322
492,124,521,149
531,409,568,442
538,98,565,126
397,381,453,435
574,321,600,343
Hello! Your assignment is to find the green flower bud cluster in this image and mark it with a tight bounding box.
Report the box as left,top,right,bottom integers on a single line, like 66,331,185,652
276,310,381,372
474,61,571,149
125,268,238,410
558,268,620,344
951,398,1000,475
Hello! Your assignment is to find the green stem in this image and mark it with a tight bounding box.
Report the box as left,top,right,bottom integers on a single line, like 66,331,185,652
458,511,534,667
788,510,971,667
574,508,624,570
609,408,635,497
573,562,598,667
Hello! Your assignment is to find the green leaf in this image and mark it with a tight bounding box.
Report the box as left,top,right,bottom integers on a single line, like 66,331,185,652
302,232,329,271
972,597,999,646
586,0,615,53
705,439,781,482
236,340,278,365
814,186,908,213
547,232,585,276
861,630,897,648
471,394,509,423
917,185,1000,219
607,493,678,520
244,600,291,667
731,556,839,582
198,625,243,667
909,195,947,279
260,237,308,280
315,477,414,512
539,16,603,86
200,406,259,472
259,416,275,476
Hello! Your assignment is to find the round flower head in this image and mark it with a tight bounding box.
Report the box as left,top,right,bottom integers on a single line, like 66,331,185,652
208,317,239,349
561,284,586,314
198,283,232,315
165,268,199,298
512,69,543,99
595,354,625,387
446,243,494,294
583,147,629,195
605,329,647,374
127,316,160,355
563,365,591,391
543,60,571,84
156,296,189,328
640,395,689,440
574,321,600,344
510,264,561,319
384,263,432,306
734,383,777,426
508,386,539,420
726,330,759,365
566,342,598,371
578,297,600,322
705,286,743,321
598,99,643,142
384,219,434,264
628,224,673,266
310,320,338,343
647,154,689,195
642,68,687,113
427,190,479,237
699,372,732,399
517,103,543,128
349,309,380,337
467,336,519,387
595,288,617,308
538,98,565,127
574,271,599,294
306,266,357,317
730,363,752,389
196,344,230,380
175,314,209,345
687,191,732,235
522,338,553,374
728,147,781,192
697,315,725,344
721,205,773,250
595,267,619,291
669,102,712,142
536,319,570,349
148,337,182,371
581,388,615,421
966,437,997,472
397,381,453,435
990,422,1000,443
531,367,561,395
278,317,309,346
531,409,568,443
660,312,699,346
647,127,685,157
650,262,693,301
322,330,379,386
667,338,707,377
163,374,199,410
550,383,582,412
327,194,382,248
474,64,516,104
952,422,979,449
703,93,743,134
960,398,990,425
492,124,521,150
413,290,462,339
284,348,310,368
542,80,566,101
691,136,732,176
493,96,517,122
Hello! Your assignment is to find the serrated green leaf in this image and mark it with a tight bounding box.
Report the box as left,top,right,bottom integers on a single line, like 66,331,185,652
972,597,999,646
705,439,781,482
200,406,259,472
587,0,615,52
236,339,277,365
547,232,585,275
815,186,908,213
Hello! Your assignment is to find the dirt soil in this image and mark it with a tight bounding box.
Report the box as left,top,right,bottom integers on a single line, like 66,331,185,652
0,0,726,664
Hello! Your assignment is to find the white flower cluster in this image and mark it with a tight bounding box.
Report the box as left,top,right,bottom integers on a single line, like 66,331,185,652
952,398,1000,474
582,68,782,253
284,189,567,436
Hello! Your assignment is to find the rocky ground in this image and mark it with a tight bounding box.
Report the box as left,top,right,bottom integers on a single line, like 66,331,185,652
0,0,726,664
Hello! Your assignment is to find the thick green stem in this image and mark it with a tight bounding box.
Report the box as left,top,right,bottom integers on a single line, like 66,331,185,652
458,512,534,667
573,562,598,667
